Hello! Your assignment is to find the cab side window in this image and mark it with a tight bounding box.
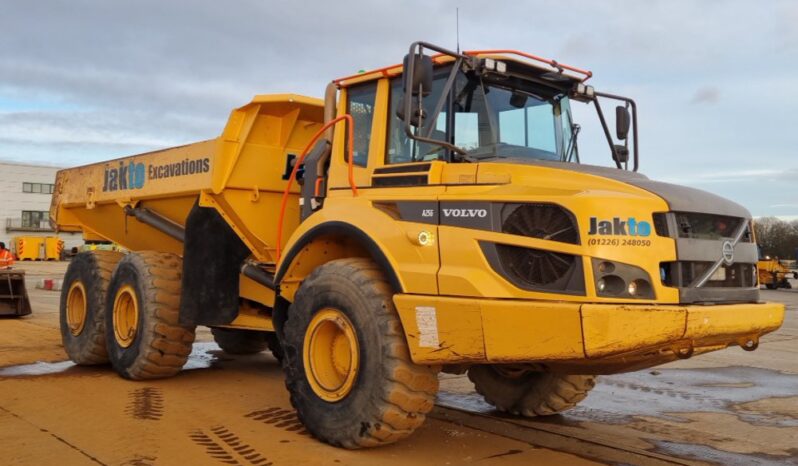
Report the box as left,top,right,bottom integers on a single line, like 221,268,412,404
347,83,377,167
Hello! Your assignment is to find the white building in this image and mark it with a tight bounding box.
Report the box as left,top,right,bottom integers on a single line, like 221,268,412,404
0,161,82,257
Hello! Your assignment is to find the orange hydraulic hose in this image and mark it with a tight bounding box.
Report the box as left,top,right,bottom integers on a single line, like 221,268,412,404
314,176,324,197
275,114,356,263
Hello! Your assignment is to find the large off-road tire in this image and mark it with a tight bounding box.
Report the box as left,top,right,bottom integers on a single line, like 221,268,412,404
468,366,596,417
281,258,438,449
104,251,195,380
211,328,269,354
59,251,124,364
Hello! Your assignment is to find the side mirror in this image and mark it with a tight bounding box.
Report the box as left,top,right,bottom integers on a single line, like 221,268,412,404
615,105,630,140
402,53,433,97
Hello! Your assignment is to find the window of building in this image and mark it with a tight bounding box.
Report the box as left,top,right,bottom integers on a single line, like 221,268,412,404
21,211,49,228
345,83,378,167
22,182,55,194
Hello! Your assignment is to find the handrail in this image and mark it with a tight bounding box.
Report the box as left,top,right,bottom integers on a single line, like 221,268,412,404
275,114,356,262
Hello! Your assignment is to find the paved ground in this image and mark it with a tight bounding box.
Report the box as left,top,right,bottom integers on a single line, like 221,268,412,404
0,261,796,465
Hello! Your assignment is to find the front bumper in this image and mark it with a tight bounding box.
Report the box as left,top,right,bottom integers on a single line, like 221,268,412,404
393,295,784,371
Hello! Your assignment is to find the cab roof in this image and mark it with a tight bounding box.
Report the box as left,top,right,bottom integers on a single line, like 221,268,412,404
333,49,592,88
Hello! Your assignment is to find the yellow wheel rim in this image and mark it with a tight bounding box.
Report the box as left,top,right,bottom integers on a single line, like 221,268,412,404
302,308,360,402
112,285,139,348
66,281,87,336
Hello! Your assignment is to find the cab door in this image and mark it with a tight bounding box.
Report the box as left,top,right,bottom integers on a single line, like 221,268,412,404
325,76,450,295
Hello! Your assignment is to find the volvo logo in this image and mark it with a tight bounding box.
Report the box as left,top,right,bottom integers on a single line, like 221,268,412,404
442,208,487,218
721,240,734,265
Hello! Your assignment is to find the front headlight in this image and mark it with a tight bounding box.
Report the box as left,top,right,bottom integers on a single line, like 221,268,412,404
592,259,655,299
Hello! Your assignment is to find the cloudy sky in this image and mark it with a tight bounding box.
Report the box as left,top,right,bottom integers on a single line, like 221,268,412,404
1,0,795,217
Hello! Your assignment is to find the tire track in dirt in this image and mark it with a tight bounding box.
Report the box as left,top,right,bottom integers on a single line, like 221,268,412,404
189,425,272,465
244,407,309,436
125,387,164,421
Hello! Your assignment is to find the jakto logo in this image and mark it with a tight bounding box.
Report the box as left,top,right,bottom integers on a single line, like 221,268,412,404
588,217,651,236
442,208,488,218
103,160,146,192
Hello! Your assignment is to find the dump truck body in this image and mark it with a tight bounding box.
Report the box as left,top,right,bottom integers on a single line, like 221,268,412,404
51,42,784,448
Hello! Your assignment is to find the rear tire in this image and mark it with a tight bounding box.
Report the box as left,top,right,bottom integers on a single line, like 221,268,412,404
105,251,195,380
211,328,269,354
59,251,124,365
468,365,595,417
281,258,438,448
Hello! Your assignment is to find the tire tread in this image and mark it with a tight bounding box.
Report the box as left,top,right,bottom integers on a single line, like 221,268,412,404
110,251,194,380
468,366,595,417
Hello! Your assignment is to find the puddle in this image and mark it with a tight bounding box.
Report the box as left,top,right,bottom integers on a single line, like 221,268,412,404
654,440,798,466
571,367,798,427
438,366,798,428
183,342,225,371
0,342,227,377
0,360,76,377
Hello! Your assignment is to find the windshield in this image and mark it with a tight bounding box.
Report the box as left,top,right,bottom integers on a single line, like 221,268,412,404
449,73,574,162
387,67,577,164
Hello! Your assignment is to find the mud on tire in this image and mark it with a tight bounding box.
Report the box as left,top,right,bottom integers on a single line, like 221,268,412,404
468,366,595,417
281,258,438,448
59,250,124,365
105,251,195,380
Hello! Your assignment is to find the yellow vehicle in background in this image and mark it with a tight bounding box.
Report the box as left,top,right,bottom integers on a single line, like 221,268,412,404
51,41,784,448
758,254,796,289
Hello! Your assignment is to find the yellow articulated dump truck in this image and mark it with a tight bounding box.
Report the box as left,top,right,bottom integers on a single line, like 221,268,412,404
51,41,784,448
757,255,796,289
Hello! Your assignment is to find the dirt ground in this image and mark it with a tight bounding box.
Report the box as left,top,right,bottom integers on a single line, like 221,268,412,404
1,261,796,466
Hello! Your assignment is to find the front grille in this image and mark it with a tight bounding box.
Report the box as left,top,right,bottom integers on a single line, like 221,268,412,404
674,212,751,241
661,261,757,288
480,242,585,295
653,213,669,237
496,244,577,287
501,204,579,245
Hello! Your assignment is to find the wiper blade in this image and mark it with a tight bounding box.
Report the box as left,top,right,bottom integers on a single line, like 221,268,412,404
460,153,502,162
563,109,582,163
457,147,508,163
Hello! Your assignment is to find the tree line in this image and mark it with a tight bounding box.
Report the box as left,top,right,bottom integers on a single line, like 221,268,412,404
754,217,798,260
